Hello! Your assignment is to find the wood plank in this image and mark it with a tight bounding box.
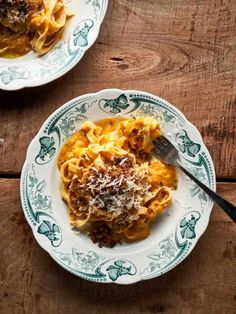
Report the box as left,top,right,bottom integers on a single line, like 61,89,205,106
0,180,235,314
0,0,235,177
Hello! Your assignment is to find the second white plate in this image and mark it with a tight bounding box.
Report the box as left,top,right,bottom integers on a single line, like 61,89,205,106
0,0,108,90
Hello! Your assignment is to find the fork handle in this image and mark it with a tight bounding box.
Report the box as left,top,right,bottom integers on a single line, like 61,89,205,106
176,160,236,223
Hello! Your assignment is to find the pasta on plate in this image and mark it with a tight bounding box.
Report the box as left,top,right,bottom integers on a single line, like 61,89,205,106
58,116,177,247
0,0,72,58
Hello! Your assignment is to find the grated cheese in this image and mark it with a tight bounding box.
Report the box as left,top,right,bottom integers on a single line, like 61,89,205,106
85,156,151,217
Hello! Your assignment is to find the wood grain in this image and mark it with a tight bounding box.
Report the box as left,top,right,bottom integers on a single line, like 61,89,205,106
0,180,235,314
0,0,235,177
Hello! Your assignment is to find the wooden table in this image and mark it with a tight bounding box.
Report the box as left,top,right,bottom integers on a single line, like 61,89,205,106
0,1,235,313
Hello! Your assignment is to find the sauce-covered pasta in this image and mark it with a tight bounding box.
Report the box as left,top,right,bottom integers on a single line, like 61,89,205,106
58,116,177,247
0,0,73,58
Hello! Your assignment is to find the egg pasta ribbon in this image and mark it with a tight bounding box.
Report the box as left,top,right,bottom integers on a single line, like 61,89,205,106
58,116,177,247
0,0,73,57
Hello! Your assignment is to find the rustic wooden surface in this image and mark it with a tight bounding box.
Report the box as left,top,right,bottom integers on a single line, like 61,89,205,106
0,0,235,313
0,181,235,314
0,0,236,177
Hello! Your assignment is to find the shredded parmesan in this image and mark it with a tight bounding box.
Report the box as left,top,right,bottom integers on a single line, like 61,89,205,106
84,156,151,217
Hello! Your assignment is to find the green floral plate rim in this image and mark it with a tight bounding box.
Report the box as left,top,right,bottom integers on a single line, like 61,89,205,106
0,0,108,91
20,89,216,284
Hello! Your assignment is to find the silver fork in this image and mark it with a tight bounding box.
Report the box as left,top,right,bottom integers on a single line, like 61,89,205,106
153,136,236,223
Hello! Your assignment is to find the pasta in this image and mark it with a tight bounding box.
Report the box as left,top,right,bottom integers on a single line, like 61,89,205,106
0,0,72,58
58,116,177,247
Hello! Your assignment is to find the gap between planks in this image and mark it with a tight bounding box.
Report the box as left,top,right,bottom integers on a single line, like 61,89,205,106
0,173,235,183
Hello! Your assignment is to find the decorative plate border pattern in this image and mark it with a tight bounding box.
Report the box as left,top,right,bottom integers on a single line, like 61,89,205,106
0,0,108,90
20,89,216,284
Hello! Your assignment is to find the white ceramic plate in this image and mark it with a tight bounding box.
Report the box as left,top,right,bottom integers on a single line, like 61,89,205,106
20,89,216,284
0,0,108,91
